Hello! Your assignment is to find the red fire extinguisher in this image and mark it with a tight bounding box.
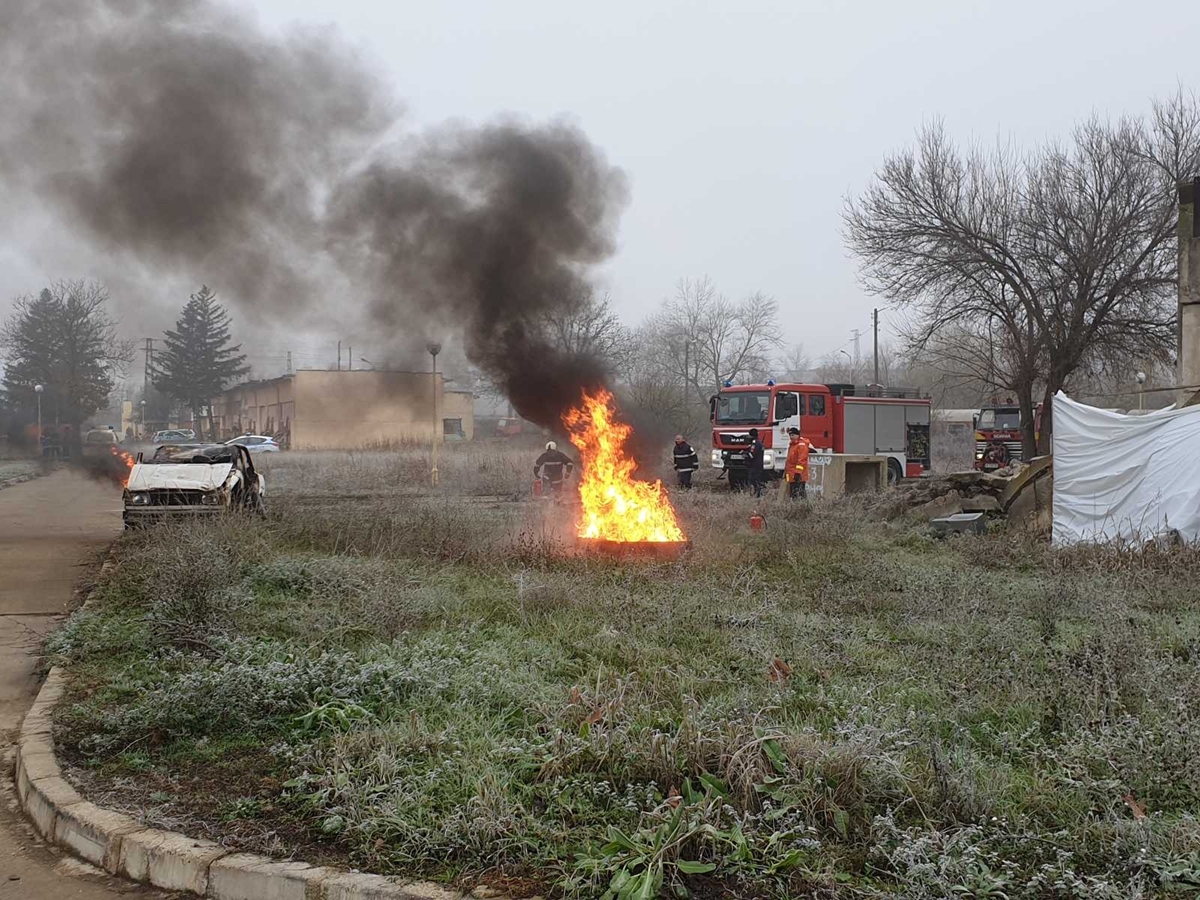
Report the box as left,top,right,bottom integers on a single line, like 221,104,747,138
532,478,543,498
750,512,765,532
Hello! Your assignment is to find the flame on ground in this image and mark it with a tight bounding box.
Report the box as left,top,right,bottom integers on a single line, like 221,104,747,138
563,389,685,543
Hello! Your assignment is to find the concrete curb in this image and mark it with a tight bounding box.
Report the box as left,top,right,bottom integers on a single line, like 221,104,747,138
15,667,502,900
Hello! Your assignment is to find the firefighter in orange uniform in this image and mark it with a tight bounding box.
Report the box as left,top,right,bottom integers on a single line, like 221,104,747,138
784,426,812,499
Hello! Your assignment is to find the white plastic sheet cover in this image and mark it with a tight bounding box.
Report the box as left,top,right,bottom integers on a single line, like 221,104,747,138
1053,392,1200,545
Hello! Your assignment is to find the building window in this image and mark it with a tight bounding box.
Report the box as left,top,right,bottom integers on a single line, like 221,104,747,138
443,418,464,437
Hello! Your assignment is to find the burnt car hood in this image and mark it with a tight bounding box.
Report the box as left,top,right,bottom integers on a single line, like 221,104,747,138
127,463,233,492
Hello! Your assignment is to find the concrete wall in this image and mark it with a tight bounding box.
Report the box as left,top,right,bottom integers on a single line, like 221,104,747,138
291,370,441,450
1180,181,1200,402
443,391,474,441
214,377,296,439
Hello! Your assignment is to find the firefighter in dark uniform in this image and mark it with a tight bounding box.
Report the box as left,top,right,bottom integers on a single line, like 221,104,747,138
672,434,699,489
534,441,575,497
747,428,766,498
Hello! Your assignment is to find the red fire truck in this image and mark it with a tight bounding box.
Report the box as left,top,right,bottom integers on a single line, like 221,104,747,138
711,382,932,488
973,401,1041,471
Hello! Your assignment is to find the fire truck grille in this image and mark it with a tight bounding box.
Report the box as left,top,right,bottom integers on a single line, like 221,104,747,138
976,441,1023,459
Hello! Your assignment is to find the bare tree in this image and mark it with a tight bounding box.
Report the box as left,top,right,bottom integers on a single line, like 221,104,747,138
814,343,901,386
844,92,1200,454
777,343,811,381
645,277,784,399
543,289,634,378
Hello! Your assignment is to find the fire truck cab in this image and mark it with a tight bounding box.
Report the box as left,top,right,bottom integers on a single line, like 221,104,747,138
711,382,932,488
973,401,1041,471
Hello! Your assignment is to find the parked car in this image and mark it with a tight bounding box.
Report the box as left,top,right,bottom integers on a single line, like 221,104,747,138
225,434,281,453
151,429,196,443
123,443,266,528
81,428,119,456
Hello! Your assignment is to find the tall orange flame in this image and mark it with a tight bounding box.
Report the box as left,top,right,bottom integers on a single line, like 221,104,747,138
110,444,136,487
563,389,685,543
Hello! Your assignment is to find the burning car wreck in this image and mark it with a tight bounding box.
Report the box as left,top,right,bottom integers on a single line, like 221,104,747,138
123,443,266,528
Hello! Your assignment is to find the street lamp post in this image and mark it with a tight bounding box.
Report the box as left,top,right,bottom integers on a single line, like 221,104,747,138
34,384,43,455
839,349,853,382
427,342,441,486
140,399,147,438
1136,371,1147,412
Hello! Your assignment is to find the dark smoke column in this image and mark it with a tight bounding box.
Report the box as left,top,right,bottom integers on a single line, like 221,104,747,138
1,0,629,430
328,121,629,429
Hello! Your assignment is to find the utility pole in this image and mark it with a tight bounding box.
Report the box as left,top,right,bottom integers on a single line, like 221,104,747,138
286,351,292,373
851,329,862,366
872,309,880,386
337,341,341,371
348,346,353,371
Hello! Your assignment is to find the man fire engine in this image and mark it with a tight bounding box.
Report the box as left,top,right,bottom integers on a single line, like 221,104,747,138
710,381,932,489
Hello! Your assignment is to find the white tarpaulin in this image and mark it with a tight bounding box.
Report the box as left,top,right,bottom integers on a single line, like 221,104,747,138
1053,392,1200,545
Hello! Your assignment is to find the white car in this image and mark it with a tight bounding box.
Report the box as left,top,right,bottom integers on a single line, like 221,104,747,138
225,434,281,453
123,443,266,527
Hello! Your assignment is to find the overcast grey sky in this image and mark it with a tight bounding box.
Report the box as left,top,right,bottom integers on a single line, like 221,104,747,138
4,0,1200,367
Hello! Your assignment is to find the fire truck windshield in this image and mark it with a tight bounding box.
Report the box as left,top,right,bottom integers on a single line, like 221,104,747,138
978,409,1021,430
715,391,769,425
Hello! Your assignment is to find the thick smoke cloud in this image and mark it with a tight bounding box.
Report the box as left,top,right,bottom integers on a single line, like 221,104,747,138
1,0,628,428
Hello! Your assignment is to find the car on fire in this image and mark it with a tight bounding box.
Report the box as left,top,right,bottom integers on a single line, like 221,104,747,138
123,443,266,528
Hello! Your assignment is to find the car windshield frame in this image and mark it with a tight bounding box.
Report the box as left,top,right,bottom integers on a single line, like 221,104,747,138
978,409,1022,430
715,391,770,425
144,444,236,465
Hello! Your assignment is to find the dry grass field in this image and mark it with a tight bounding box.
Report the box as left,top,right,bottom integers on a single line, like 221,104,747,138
46,443,1200,898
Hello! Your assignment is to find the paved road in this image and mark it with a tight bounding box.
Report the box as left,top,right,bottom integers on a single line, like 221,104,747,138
0,470,175,898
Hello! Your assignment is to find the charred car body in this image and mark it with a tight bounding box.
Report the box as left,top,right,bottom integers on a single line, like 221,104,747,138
123,443,266,528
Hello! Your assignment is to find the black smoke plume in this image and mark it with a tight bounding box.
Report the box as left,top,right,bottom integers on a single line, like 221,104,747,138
1,0,628,428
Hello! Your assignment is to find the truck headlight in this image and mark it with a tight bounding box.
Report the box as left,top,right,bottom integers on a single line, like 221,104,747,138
130,492,149,506
763,450,774,465
200,492,220,506
711,449,722,466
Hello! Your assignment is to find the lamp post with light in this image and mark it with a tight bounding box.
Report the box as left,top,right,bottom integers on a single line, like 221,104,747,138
427,342,441,486
34,384,43,455
140,399,147,438
1136,371,1147,412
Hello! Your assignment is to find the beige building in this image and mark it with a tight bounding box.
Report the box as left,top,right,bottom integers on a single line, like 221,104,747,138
214,370,475,449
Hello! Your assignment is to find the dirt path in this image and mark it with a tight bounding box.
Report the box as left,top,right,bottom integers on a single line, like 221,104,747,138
0,471,176,898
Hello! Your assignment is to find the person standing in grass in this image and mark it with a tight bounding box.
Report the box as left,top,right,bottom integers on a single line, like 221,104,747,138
534,441,574,497
747,428,765,498
672,434,699,490
784,426,812,499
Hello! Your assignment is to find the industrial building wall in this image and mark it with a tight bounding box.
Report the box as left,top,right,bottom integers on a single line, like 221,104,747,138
443,391,475,441
214,378,296,440
291,370,441,449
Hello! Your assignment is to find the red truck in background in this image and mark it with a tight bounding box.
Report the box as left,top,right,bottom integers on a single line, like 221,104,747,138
711,382,932,488
973,400,1041,471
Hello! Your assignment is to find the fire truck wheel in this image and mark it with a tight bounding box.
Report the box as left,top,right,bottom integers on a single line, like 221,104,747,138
887,458,903,486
